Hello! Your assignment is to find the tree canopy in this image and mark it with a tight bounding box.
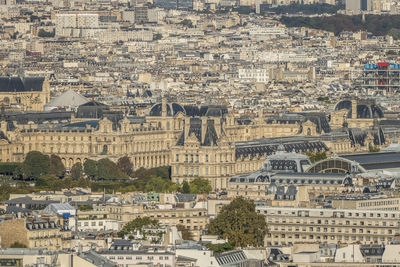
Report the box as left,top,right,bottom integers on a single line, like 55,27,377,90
280,14,400,39
305,151,327,163
22,151,50,179
117,156,133,176
118,217,159,238
97,158,129,180
71,162,83,180
50,154,65,177
83,159,97,179
207,197,268,248
206,242,235,254
188,178,212,194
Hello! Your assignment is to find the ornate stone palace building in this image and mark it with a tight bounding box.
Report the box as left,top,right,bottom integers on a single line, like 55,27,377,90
0,74,50,112
0,97,397,190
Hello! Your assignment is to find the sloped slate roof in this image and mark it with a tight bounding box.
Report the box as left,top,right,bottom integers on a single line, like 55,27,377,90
176,118,219,146
0,77,45,92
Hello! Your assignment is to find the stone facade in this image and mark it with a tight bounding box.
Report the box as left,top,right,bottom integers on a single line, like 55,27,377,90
0,99,388,190
0,217,71,250
0,76,50,112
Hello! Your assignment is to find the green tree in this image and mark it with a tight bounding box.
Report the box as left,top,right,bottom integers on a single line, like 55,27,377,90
118,217,159,238
10,242,27,248
207,197,267,248
206,242,235,254
84,159,98,179
181,180,190,193
305,151,327,163
117,156,133,176
78,205,93,211
177,224,194,240
71,162,83,180
35,174,60,189
189,178,212,194
0,162,22,176
22,151,50,179
0,184,12,201
144,176,178,192
97,158,127,180
50,154,65,177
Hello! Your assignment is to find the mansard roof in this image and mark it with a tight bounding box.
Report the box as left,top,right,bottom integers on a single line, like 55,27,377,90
0,77,45,92
235,137,328,159
176,118,220,146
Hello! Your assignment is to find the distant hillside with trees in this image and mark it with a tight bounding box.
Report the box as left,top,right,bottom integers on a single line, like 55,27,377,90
280,14,400,39
269,3,343,15
204,3,343,15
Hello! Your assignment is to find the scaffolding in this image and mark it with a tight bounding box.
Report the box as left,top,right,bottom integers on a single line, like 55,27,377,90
359,62,400,93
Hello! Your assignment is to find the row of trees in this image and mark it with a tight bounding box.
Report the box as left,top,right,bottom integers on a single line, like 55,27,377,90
83,158,130,180
0,151,212,197
15,151,133,181
280,14,400,38
267,3,342,15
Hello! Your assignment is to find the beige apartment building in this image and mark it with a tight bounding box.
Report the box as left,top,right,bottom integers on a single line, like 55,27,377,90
0,217,71,250
104,203,208,240
257,207,400,247
331,196,400,211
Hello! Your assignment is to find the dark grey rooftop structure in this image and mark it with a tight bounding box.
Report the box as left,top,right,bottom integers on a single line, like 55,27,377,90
230,172,352,186
341,152,400,170
0,77,45,92
149,102,185,116
109,239,134,251
235,136,328,160
176,118,220,146
335,99,384,119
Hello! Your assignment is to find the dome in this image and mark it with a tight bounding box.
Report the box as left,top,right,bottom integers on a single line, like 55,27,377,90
149,102,186,117
261,148,311,173
335,99,384,119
